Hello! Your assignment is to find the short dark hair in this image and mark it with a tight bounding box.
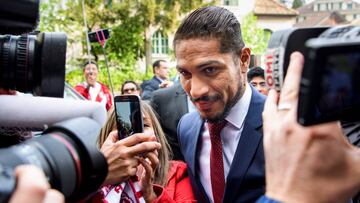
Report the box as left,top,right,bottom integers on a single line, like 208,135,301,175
121,80,140,94
83,60,98,69
152,60,166,73
173,6,245,56
247,67,265,81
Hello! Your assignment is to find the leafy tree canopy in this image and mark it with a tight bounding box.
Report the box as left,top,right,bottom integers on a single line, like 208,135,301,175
292,0,305,9
39,0,213,91
241,13,271,55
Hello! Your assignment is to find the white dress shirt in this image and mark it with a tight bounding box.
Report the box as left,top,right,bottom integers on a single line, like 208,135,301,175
187,96,197,113
198,83,252,203
88,82,101,101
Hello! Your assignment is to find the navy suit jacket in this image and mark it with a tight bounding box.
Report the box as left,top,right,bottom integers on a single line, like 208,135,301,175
141,76,162,100
177,86,266,203
150,82,188,160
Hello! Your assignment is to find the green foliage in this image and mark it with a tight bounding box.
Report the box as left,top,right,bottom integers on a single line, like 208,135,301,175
66,62,152,93
106,14,144,67
135,0,216,68
292,0,304,9
39,0,215,89
241,13,270,55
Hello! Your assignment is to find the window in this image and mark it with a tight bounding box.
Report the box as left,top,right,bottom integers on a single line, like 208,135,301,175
263,29,272,41
348,3,353,9
313,3,320,11
223,0,238,6
152,31,169,54
296,16,306,22
319,3,327,11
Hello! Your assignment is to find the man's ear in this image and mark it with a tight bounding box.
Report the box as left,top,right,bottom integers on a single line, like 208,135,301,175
240,47,251,73
154,67,159,75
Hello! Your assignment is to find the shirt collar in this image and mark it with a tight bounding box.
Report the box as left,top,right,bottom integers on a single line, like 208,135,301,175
155,76,165,83
225,83,252,129
84,81,100,88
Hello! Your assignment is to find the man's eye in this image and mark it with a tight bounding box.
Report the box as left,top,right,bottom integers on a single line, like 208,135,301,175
204,67,216,74
260,82,267,87
179,70,191,78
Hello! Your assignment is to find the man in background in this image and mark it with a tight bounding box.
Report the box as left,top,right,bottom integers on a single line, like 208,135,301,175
151,81,196,161
121,80,140,96
247,67,269,96
141,60,172,100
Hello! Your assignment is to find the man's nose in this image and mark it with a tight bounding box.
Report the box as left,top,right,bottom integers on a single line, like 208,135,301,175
190,77,209,99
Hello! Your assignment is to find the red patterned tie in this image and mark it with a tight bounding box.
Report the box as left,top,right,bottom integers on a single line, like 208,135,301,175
208,120,227,203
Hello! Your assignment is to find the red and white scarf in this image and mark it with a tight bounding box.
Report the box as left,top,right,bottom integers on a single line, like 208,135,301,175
101,176,145,203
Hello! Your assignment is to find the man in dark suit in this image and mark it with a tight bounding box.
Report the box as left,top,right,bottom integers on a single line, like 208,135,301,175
141,60,172,100
150,82,195,161
174,6,265,203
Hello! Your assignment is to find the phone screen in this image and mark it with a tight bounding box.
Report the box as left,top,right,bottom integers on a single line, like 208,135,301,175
88,29,110,43
114,96,143,139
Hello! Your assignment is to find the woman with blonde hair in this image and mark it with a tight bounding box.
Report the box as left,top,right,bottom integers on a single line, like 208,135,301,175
93,101,196,202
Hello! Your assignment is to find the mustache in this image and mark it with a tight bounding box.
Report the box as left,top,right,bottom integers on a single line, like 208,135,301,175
190,94,222,102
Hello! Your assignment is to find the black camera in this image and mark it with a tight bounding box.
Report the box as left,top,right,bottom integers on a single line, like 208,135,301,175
0,117,108,202
0,0,108,202
0,1,66,98
0,32,67,97
266,26,360,126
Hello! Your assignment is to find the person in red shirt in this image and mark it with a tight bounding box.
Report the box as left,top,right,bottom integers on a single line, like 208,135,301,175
93,102,196,202
74,61,113,111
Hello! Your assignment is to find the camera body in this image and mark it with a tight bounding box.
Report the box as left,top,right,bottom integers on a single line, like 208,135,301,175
0,32,67,97
0,117,108,202
265,27,328,91
0,0,108,202
266,26,360,125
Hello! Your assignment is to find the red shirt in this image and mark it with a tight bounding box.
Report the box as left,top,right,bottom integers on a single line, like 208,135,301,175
152,160,196,202
74,82,113,111
88,161,196,203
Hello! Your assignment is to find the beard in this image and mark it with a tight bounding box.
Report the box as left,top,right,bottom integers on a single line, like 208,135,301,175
206,81,245,123
190,77,246,123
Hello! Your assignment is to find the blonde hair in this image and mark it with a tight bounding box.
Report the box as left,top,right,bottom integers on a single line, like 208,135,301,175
98,101,172,186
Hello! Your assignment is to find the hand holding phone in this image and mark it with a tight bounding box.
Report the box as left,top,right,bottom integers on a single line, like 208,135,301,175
114,95,144,140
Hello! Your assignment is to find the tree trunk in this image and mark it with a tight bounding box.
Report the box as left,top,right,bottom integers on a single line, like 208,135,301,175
144,26,152,73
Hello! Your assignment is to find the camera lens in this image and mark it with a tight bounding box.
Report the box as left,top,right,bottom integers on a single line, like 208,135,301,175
0,0,40,35
0,32,66,97
0,117,108,202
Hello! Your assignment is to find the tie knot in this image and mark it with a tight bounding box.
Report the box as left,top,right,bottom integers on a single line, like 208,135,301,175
207,120,227,139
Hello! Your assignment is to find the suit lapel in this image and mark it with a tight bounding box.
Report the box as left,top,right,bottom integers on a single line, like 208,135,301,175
154,76,162,84
186,113,203,175
223,87,264,203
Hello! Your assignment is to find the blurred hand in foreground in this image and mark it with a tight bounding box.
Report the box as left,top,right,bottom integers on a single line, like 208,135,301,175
9,165,64,203
262,52,360,203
